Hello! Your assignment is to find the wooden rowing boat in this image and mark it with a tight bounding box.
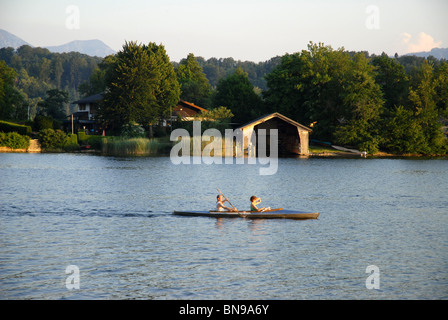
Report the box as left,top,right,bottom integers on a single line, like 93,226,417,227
173,208,320,220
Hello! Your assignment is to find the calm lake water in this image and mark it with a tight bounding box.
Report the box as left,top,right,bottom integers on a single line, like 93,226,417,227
0,153,447,300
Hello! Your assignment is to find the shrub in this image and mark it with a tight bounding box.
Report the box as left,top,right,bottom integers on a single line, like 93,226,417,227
0,120,32,136
39,129,68,150
86,135,103,149
121,121,146,138
32,116,54,132
0,132,31,149
77,131,88,144
64,133,80,151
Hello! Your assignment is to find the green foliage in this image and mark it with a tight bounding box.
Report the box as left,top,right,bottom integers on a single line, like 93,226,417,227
0,60,26,120
0,120,32,135
176,53,212,107
64,133,80,151
201,106,234,120
0,45,102,120
78,55,115,97
213,67,263,124
84,135,103,149
121,121,146,138
76,131,103,148
32,115,54,131
264,42,384,150
77,131,88,143
39,128,69,150
100,136,172,156
100,41,180,132
182,56,282,90
263,43,447,154
381,106,427,154
37,89,69,121
371,53,409,110
67,133,78,144
2,42,447,155
0,131,30,149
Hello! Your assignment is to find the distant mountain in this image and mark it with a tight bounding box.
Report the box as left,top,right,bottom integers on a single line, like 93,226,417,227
0,29,115,58
45,39,116,57
406,47,448,60
0,29,31,48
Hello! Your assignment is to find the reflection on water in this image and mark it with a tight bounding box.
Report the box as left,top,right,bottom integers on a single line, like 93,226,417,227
0,153,447,299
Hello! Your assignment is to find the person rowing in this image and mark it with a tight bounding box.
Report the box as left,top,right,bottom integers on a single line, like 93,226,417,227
216,194,238,212
250,196,270,212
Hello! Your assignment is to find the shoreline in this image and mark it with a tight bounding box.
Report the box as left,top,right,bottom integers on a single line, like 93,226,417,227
1,147,446,159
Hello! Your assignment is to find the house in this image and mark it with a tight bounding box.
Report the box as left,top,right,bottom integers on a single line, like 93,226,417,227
64,93,103,134
64,95,208,133
237,112,312,155
172,100,208,121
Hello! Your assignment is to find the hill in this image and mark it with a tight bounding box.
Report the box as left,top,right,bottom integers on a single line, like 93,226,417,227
45,39,116,58
406,47,448,60
0,29,115,58
0,29,31,48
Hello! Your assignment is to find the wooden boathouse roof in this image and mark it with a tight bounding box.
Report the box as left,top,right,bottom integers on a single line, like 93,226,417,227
237,112,312,132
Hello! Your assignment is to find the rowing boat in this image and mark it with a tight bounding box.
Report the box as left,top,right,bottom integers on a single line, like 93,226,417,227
173,208,320,220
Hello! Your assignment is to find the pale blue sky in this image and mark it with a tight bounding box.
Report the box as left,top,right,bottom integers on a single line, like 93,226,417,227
1,0,447,61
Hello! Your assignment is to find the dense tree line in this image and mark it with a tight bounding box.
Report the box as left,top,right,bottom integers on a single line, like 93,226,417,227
263,43,448,154
1,42,447,154
0,45,101,119
174,56,282,91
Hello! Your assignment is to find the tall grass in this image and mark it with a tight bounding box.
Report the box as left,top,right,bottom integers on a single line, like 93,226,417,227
172,135,238,157
101,136,173,156
101,135,237,157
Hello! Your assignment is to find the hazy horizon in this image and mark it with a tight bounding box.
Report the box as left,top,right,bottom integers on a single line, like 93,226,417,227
1,0,447,62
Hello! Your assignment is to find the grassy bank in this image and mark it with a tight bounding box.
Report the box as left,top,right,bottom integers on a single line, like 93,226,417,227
100,136,173,156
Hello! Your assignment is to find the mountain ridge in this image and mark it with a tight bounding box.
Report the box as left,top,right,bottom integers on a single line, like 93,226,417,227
1,29,447,60
0,29,115,58
405,47,448,60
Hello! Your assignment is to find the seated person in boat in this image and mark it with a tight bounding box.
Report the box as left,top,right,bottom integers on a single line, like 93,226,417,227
216,195,237,212
250,196,270,212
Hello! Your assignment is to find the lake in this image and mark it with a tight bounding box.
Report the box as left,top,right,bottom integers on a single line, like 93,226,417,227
0,153,447,300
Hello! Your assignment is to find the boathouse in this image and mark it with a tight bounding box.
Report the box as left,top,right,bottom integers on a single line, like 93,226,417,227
237,113,312,155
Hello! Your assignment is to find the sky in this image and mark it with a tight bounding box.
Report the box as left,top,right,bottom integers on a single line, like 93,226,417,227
1,0,447,62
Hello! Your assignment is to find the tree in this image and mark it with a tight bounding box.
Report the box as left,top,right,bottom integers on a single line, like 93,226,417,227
0,61,26,120
264,42,384,152
407,60,446,153
79,54,116,97
333,53,385,153
381,105,427,154
433,61,448,119
213,67,263,124
201,106,234,120
100,41,180,133
371,53,409,110
176,53,212,108
37,89,70,121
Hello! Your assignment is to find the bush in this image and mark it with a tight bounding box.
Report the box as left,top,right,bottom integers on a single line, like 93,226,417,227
67,133,78,145
64,133,80,151
0,120,32,136
77,131,88,144
121,122,146,138
0,132,31,149
39,129,68,150
32,116,54,132
86,135,103,149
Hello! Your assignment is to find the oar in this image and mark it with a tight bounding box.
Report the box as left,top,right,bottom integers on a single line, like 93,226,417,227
217,188,238,212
